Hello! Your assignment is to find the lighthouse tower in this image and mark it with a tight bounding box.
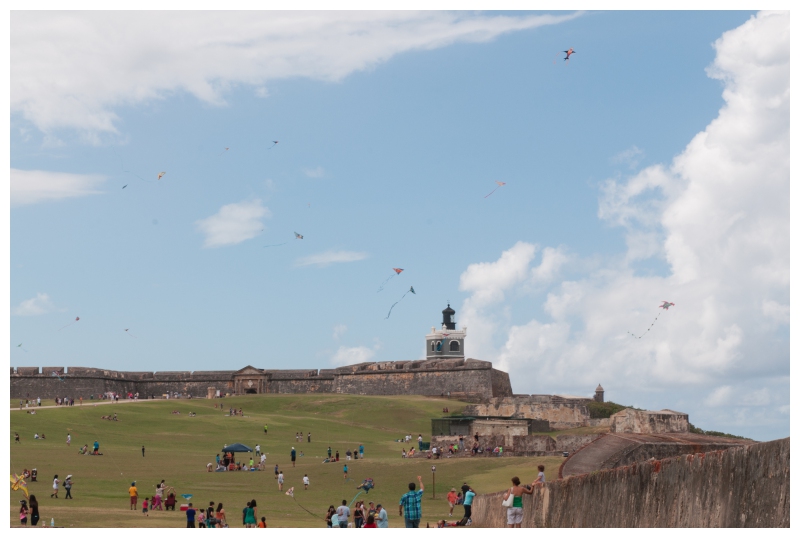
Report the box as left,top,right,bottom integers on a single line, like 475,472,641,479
425,304,466,360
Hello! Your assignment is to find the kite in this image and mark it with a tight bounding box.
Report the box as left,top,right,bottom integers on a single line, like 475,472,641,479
386,286,415,319
554,48,576,64
181,494,193,500
268,141,279,149
17,343,27,353
10,473,29,499
219,147,230,156
377,268,404,292
58,317,80,331
628,302,675,339
285,487,295,497
484,181,506,198
122,184,128,189
355,478,375,493
124,329,138,339
157,172,166,180
294,232,304,240
51,371,66,382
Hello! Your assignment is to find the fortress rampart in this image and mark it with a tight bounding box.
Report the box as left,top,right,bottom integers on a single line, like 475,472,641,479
469,437,789,527
10,358,512,400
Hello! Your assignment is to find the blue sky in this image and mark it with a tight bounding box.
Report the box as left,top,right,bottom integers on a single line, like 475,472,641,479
7,10,790,441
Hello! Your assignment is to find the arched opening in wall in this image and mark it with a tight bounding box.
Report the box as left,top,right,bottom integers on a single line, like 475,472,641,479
450,341,460,352
431,341,436,352
245,389,257,394
436,341,442,351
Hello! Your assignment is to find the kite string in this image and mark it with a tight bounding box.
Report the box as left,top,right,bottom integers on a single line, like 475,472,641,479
291,496,326,521
627,311,663,339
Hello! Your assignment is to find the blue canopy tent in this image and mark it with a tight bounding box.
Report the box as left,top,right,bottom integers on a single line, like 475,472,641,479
222,443,253,453
220,443,254,469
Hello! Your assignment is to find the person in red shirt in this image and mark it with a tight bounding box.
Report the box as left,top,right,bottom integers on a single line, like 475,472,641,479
363,515,377,528
257,517,267,528
447,488,458,517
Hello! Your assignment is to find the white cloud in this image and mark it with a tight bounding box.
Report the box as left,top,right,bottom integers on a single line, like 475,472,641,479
10,168,106,206
303,166,325,178
333,324,347,340
611,145,644,169
331,343,380,367
195,199,270,248
705,385,733,407
11,11,581,135
13,293,55,316
457,12,788,413
296,250,368,268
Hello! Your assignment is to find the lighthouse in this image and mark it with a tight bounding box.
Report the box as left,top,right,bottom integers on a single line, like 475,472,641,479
425,304,466,359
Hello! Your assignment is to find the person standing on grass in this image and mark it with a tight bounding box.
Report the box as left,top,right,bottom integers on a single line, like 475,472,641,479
19,500,29,526
447,488,458,516
216,503,226,528
278,471,284,491
336,500,350,528
255,444,261,457
303,474,310,490
264,424,268,435
66,433,71,446
343,464,348,480
399,475,425,528
15,432,20,443
307,431,311,443
51,475,60,498
327,446,332,459
245,499,257,528
186,503,196,528
29,495,39,526
129,482,138,510
142,497,149,517
376,504,388,528
64,475,73,499
359,444,364,459
291,447,296,467
463,484,476,521
335,450,340,462
503,476,532,528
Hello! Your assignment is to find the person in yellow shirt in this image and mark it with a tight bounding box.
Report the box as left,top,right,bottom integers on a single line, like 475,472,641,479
129,482,138,510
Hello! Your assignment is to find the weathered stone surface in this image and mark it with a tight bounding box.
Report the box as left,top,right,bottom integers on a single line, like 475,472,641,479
471,438,789,528
10,359,512,399
610,408,689,434
513,435,556,454
465,396,591,430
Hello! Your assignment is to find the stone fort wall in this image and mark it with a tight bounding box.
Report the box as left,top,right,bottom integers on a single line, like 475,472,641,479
470,437,789,528
10,359,512,400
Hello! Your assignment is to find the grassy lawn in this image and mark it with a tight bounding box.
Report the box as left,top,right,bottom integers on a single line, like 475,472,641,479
10,394,561,528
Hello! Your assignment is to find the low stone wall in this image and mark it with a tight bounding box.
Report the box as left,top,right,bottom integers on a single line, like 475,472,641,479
469,438,789,528
464,396,591,430
511,434,603,456
610,408,688,434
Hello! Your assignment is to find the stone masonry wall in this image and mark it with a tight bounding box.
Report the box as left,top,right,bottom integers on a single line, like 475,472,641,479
465,396,590,429
469,438,789,528
610,408,689,434
510,434,603,456
11,360,511,400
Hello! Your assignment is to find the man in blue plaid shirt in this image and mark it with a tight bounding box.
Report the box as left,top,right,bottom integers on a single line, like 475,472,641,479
399,475,425,528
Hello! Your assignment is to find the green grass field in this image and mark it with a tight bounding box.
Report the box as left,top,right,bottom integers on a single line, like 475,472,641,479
10,394,561,528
